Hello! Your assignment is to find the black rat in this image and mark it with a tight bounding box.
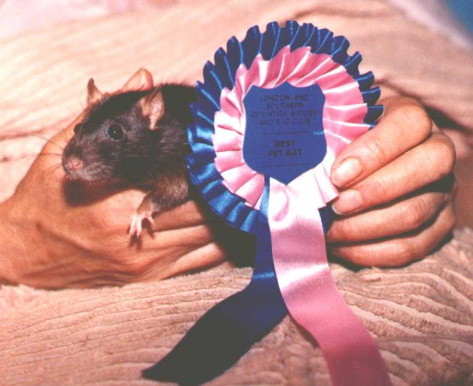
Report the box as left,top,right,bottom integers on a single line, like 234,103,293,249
62,68,195,236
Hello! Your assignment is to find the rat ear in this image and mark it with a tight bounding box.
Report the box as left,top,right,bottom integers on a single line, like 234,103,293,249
140,88,164,130
87,78,103,105
121,68,154,92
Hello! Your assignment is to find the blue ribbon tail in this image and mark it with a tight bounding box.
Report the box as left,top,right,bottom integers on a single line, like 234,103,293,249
142,194,287,385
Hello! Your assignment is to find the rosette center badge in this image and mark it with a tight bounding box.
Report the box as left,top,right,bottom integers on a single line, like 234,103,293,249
243,82,326,184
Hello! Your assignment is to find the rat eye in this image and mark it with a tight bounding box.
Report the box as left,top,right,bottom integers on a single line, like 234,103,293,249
107,123,124,140
74,123,81,133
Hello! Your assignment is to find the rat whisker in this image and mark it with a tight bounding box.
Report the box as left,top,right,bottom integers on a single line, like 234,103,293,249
9,152,62,162
44,164,63,189
40,162,62,180
27,133,65,151
58,130,70,149
41,160,62,172
37,152,62,158
23,162,62,192
63,125,74,143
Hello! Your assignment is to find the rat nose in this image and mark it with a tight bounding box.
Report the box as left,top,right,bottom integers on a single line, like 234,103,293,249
65,156,83,171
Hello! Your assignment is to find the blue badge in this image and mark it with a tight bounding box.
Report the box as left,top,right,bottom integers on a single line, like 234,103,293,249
242,82,326,185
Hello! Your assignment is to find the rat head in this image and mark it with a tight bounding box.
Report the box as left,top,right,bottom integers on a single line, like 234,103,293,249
62,69,164,184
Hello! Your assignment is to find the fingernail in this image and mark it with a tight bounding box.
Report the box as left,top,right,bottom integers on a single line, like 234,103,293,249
331,157,362,187
332,190,362,215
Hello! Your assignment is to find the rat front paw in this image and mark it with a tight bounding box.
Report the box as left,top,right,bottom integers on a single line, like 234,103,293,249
129,210,154,237
128,190,162,237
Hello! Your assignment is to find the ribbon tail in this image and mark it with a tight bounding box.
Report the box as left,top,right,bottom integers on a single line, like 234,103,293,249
268,180,392,386
143,193,287,385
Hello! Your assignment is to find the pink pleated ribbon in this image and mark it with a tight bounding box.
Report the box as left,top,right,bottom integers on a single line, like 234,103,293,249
213,46,392,386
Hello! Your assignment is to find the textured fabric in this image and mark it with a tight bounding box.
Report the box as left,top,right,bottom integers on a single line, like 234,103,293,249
0,0,472,384
1,230,473,385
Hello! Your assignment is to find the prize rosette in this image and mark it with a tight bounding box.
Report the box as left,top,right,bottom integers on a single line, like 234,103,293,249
143,21,391,386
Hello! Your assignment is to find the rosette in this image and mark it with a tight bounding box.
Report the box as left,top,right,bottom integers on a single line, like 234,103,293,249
143,21,391,386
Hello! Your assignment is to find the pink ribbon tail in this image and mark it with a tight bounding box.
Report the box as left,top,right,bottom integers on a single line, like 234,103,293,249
268,178,392,386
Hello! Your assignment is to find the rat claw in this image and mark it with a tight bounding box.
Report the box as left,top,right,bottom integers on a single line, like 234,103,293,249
136,220,142,237
129,213,142,237
128,211,154,237
128,214,138,237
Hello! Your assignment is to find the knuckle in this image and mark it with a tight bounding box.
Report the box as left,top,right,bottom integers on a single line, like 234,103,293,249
364,173,392,202
395,103,432,134
391,241,419,266
435,135,456,175
333,218,357,241
424,135,456,180
419,134,456,181
120,259,149,277
402,198,431,230
108,250,150,276
364,139,387,164
388,101,432,143
87,211,113,231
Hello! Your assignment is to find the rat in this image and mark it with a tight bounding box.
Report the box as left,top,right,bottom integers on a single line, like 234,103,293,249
62,68,195,237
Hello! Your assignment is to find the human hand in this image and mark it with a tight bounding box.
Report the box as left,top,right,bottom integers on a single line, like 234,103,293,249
0,115,227,288
0,96,456,289
327,97,456,267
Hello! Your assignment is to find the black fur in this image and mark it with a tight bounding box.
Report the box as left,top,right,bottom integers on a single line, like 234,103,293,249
62,84,195,186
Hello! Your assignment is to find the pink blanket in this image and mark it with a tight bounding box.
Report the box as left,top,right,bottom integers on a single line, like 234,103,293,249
1,0,472,384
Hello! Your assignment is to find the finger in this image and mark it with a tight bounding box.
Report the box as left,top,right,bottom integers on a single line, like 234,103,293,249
165,242,227,278
331,97,432,188
151,201,210,231
129,242,227,283
110,222,218,271
332,132,455,215
327,188,452,243
329,201,455,267
117,220,215,251
119,239,225,282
